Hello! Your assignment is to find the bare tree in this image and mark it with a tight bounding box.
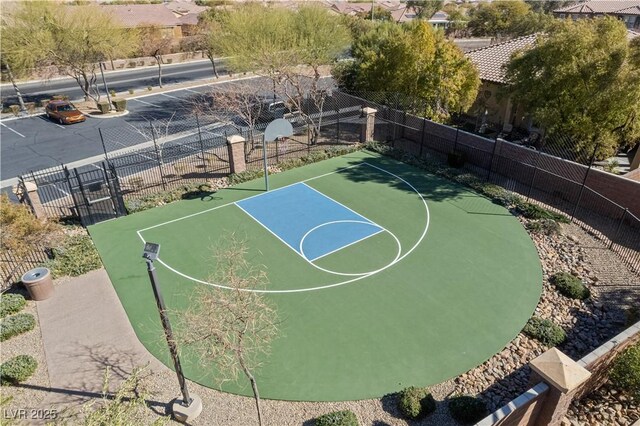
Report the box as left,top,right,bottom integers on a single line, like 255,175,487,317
139,26,174,88
190,80,273,150
175,233,278,426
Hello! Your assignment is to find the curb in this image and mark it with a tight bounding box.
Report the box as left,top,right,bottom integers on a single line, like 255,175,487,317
84,110,130,119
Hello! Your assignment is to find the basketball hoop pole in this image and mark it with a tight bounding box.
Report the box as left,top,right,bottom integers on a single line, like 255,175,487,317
263,141,269,191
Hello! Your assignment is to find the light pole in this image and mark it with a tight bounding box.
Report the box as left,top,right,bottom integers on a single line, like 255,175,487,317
99,62,113,111
142,243,202,423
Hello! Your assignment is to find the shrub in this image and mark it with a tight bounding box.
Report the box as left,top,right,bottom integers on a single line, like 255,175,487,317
625,306,640,326
398,386,436,419
0,313,36,341
46,234,102,278
147,86,152,91
315,410,358,426
128,89,134,94
526,219,561,235
9,105,20,116
447,150,466,168
523,316,566,346
112,98,127,112
39,99,51,108
109,90,116,97
24,102,35,114
518,203,569,223
0,294,26,318
97,101,110,114
551,272,590,300
0,355,37,385
448,395,487,424
609,342,640,399
127,61,137,68
52,95,69,101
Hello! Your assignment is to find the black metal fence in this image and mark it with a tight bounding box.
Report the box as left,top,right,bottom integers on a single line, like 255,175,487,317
350,92,640,273
0,246,50,291
9,90,640,277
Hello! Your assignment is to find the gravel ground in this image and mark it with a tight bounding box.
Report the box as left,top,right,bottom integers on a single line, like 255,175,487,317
1,288,52,423
2,207,638,425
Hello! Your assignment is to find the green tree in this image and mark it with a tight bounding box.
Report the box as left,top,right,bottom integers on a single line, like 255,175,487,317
355,6,393,21
467,0,551,38
214,3,351,143
525,0,574,14
1,2,138,102
334,21,480,122
505,17,640,160
407,1,444,19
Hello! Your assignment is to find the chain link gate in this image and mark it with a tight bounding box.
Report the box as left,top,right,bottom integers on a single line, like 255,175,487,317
66,163,126,227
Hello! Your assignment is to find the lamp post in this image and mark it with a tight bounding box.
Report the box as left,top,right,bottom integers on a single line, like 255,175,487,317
99,62,113,111
142,242,202,423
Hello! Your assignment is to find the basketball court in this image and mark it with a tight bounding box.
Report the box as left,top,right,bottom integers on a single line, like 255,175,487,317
89,150,542,401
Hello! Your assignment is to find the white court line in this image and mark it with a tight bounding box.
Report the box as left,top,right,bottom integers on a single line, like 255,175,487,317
301,182,386,230
184,88,202,94
137,163,362,233
160,93,183,101
0,122,25,138
131,98,161,108
135,161,431,293
309,228,384,262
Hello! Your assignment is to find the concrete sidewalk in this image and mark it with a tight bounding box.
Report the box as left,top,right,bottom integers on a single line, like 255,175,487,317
36,268,167,410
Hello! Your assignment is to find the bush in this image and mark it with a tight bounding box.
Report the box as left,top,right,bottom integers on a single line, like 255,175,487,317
518,203,569,223
315,410,358,426
0,355,37,385
147,86,152,91
97,101,110,114
112,98,127,112
448,395,487,424
128,89,134,94
46,234,102,278
523,316,566,346
39,99,51,108
52,95,69,101
398,386,436,419
0,313,36,341
24,102,35,114
448,150,466,168
0,294,26,318
551,272,590,300
9,105,20,116
109,90,116,97
609,342,640,399
526,219,561,235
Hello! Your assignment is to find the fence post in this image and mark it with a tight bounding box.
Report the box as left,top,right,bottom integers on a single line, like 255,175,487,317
99,128,109,160
63,166,81,221
194,112,207,170
453,128,460,152
336,101,340,144
526,149,543,201
529,348,591,426
571,144,598,221
419,119,427,158
150,125,167,190
275,138,279,163
487,136,501,182
610,208,628,249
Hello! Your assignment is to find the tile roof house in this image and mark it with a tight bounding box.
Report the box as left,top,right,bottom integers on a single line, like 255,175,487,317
464,35,539,133
325,1,414,23
553,1,640,29
428,10,451,29
101,4,183,38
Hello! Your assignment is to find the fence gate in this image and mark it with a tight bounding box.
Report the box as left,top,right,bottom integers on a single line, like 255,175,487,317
67,163,126,226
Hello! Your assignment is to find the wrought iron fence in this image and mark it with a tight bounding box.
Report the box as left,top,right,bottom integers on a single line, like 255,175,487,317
0,246,50,290
12,90,639,272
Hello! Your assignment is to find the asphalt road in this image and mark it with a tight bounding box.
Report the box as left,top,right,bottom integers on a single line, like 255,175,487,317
0,75,263,185
0,58,228,104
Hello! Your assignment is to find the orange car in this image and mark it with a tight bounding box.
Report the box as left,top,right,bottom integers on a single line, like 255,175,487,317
45,100,86,125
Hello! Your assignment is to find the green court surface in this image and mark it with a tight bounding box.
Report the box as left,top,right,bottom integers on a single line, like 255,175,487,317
89,151,542,402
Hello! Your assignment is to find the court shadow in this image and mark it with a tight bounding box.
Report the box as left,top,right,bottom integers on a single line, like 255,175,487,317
337,154,483,204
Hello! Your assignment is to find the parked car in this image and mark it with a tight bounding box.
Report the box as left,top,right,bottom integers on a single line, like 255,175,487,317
45,100,86,125
254,99,300,124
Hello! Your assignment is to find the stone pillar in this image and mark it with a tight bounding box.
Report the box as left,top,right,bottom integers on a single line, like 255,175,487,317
226,135,246,174
529,348,591,426
13,181,46,220
360,107,377,143
490,137,504,174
